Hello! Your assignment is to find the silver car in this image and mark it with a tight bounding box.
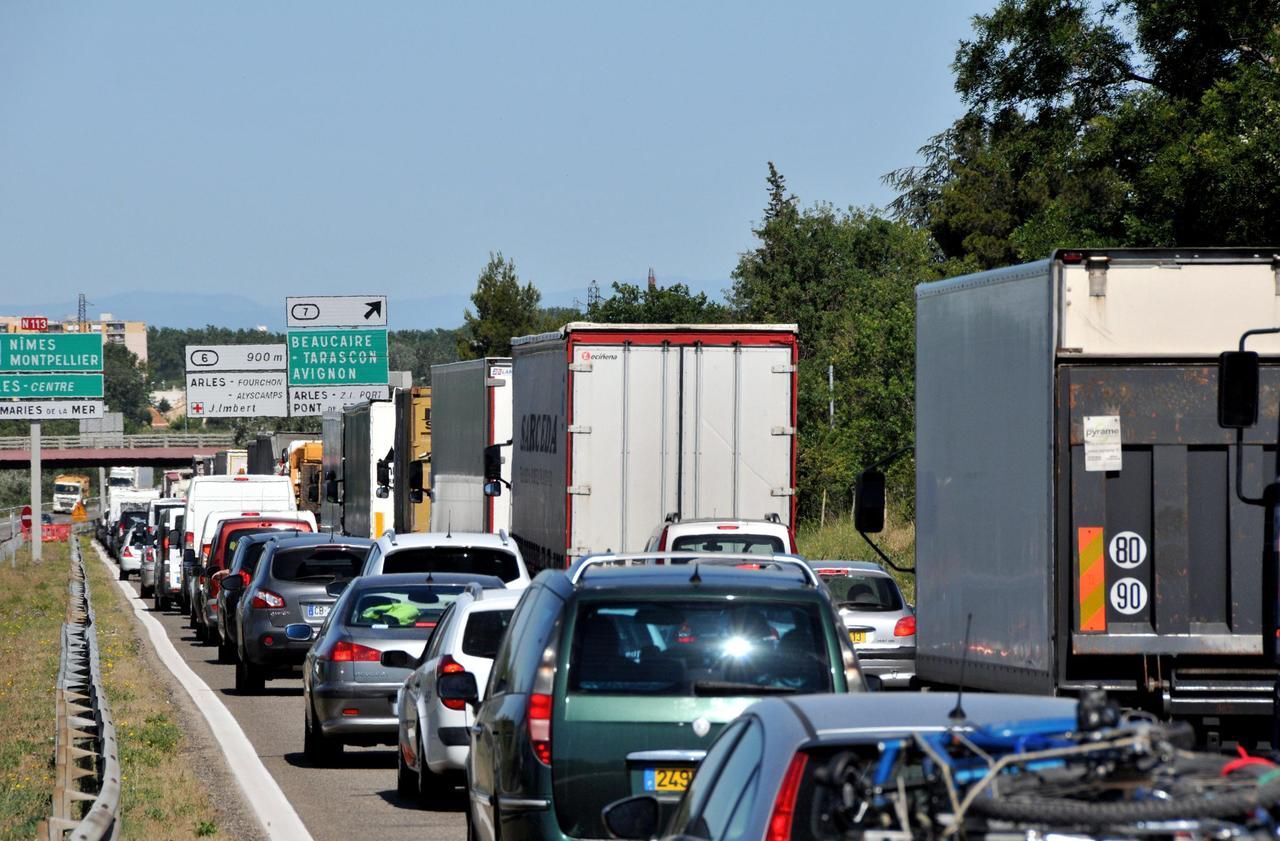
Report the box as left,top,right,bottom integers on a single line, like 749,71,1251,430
809,560,915,687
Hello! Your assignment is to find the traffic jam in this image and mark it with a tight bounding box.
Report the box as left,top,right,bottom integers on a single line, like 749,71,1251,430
93,259,1280,841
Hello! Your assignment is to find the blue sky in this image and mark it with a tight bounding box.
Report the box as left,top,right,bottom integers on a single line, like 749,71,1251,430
1,2,991,329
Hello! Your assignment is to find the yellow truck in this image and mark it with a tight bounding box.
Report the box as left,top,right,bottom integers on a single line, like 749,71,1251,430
53,474,91,514
287,440,324,516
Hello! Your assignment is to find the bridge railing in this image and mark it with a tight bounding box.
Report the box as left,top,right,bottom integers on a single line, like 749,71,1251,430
0,433,236,450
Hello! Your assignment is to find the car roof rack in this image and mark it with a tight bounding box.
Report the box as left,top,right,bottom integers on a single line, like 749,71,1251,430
569,551,818,587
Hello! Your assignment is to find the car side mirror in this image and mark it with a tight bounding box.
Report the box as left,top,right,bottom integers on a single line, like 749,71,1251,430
380,650,415,669
864,674,884,692
602,795,660,840
1219,350,1260,429
437,671,480,708
483,444,503,482
221,575,244,593
854,469,886,534
325,579,351,598
483,481,502,498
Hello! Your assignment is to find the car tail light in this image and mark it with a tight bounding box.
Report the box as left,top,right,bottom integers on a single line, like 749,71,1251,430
437,655,467,710
331,641,382,662
201,543,211,562
234,476,249,481
162,536,169,553
766,752,809,841
894,615,916,637
528,693,553,764
238,571,251,588
657,527,668,551
185,531,193,549
250,589,286,609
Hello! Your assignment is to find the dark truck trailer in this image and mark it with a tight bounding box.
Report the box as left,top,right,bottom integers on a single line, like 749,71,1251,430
910,249,1280,733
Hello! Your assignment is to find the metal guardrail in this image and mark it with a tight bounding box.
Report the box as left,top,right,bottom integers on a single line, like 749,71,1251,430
0,433,235,450
42,538,121,840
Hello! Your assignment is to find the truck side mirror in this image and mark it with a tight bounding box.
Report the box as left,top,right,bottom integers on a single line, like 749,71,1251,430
854,469,886,534
408,461,424,503
376,459,391,498
483,481,502,498
306,475,320,504
1219,351,1260,429
324,470,341,503
483,444,503,483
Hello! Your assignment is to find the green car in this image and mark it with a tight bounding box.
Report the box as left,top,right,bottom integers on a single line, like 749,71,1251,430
445,553,869,841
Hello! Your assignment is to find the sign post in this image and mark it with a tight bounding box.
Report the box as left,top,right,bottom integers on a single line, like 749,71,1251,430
30,423,40,562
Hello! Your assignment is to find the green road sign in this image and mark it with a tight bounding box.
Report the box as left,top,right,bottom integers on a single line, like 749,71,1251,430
0,333,104,372
0,373,104,398
287,329,389,386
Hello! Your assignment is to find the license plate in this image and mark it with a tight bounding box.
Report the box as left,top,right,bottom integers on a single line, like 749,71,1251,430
305,603,330,620
850,630,868,644
643,767,693,792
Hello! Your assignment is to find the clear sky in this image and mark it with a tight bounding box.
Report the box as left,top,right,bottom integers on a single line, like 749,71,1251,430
1,2,990,328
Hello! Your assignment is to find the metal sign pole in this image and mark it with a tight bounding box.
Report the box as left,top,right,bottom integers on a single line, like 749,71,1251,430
31,421,41,562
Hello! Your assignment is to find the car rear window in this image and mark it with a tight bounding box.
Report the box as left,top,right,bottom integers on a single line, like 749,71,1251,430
381,547,519,582
568,600,833,697
462,609,515,659
823,574,903,611
219,527,285,567
271,546,367,582
671,534,785,554
345,585,467,629
236,541,273,577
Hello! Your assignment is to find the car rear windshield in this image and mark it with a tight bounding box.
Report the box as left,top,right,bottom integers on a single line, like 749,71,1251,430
671,534,785,554
119,511,146,528
823,574,903,612
271,546,368,582
236,541,272,578
462,609,515,659
220,527,285,567
345,585,467,629
568,600,833,697
381,547,519,582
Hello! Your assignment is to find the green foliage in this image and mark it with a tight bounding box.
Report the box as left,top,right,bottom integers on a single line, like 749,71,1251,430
732,164,938,518
459,253,545,358
586,281,729,324
104,342,151,432
888,0,1280,267
388,329,461,383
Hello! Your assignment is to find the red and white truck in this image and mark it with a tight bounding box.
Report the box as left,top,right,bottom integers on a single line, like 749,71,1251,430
499,323,799,571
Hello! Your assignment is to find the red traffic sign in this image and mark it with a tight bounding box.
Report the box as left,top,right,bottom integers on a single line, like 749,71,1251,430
20,505,32,530
20,317,49,331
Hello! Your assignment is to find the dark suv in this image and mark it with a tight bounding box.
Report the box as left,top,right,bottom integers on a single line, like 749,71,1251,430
221,534,372,693
452,553,869,841
216,530,312,664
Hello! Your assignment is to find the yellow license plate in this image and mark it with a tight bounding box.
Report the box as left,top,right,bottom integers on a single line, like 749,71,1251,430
850,630,868,644
645,767,694,792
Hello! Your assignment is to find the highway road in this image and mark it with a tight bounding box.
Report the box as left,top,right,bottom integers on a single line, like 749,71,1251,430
115,561,469,841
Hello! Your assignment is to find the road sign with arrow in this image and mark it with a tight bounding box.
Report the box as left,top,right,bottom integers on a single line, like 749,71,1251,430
286,295,388,328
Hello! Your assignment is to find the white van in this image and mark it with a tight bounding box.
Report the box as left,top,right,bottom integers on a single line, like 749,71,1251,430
179,475,297,613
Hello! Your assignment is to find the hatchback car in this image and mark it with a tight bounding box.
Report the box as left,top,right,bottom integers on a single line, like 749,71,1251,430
601,692,1080,841
118,522,148,580
221,534,372,693
809,560,915,688
360,530,531,589
215,530,312,664
644,515,797,554
453,552,869,841
302,574,505,764
389,587,521,806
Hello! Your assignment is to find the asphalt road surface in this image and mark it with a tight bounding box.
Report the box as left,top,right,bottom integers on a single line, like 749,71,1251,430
118,569,469,841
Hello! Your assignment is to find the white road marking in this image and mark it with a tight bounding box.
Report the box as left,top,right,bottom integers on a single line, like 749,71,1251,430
90,541,315,841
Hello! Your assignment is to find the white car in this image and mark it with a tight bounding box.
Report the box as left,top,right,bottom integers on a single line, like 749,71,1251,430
643,515,797,554
392,588,523,805
360,530,531,589
118,522,148,579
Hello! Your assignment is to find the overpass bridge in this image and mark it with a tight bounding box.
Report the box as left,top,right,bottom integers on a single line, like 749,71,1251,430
0,433,237,468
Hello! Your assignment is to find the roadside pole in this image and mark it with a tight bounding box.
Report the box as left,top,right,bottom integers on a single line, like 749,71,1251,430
31,421,41,562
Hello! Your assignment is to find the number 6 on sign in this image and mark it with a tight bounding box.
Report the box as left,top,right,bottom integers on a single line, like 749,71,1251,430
1110,577,1148,615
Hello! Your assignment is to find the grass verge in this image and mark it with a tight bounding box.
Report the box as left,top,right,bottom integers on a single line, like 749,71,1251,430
82,537,228,840
0,540,67,840
797,512,916,603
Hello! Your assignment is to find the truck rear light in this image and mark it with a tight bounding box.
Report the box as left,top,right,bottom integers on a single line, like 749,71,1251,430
162,537,169,553
331,640,382,662
528,692,553,764
251,589,286,609
437,655,467,710
765,752,809,841
894,616,916,637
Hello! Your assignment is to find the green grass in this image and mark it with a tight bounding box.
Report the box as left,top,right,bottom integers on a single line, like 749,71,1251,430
797,512,916,604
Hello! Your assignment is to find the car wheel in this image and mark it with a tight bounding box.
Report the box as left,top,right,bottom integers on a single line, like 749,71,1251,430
195,617,210,645
141,583,153,598
117,566,127,581
217,635,235,664
465,793,478,841
235,656,264,694
304,700,341,764
396,743,416,799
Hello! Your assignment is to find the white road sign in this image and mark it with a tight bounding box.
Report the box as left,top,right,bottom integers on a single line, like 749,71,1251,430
186,372,288,418
286,295,387,328
288,385,391,417
0,400,104,420
186,344,287,372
